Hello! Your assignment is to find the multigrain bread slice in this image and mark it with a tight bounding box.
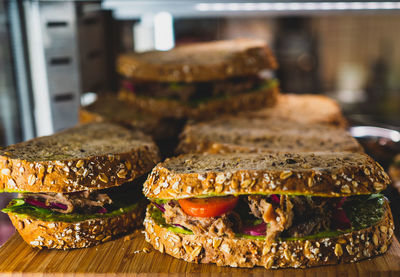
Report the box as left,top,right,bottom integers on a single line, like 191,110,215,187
118,84,279,120
117,38,278,82
143,201,394,268
143,153,390,199
9,200,146,250
244,94,348,128
79,94,184,141
0,123,160,193
176,118,363,154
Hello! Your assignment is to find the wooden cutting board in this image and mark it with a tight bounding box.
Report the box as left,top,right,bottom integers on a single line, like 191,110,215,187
0,231,399,276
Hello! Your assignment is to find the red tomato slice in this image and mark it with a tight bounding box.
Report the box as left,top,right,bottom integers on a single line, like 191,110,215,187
178,196,239,218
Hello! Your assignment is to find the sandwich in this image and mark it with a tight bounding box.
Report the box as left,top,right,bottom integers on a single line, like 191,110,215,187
244,93,348,128
117,38,279,120
0,123,160,249
176,117,362,155
143,152,394,268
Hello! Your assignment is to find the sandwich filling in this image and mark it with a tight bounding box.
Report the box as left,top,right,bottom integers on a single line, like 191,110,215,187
21,190,112,214
150,194,385,242
122,75,278,107
2,182,142,222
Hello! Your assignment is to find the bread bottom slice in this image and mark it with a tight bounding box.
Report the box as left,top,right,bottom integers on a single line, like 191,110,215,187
8,202,145,250
118,84,279,121
143,202,394,269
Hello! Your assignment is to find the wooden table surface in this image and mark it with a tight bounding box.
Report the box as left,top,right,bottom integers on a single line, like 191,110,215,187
0,230,399,276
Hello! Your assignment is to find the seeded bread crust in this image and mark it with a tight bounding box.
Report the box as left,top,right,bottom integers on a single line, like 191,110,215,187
176,118,363,155
118,85,279,120
8,203,145,250
117,38,278,82
143,153,390,199
0,123,160,193
79,94,184,141
143,201,394,268
244,94,348,128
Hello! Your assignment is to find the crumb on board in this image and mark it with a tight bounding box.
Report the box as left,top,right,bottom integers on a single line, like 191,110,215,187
133,247,151,254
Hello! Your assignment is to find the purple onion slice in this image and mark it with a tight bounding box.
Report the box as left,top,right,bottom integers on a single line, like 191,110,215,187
50,202,68,210
97,207,108,214
153,202,165,212
25,198,48,209
241,222,267,236
270,194,280,205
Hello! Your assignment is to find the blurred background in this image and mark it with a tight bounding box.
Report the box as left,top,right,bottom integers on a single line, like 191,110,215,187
1,0,400,245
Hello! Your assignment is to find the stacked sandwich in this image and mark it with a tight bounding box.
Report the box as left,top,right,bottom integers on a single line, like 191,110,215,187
143,152,393,268
0,123,159,249
117,38,279,120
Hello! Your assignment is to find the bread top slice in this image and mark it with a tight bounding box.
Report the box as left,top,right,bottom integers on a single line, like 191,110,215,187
0,123,160,193
244,94,348,128
143,152,390,199
79,94,183,141
176,118,363,154
117,38,278,82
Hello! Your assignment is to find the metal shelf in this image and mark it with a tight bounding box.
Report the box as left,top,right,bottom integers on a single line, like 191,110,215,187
102,0,400,19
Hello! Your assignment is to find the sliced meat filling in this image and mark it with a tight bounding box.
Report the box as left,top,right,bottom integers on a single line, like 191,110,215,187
124,75,268,103
248,195,334,241
284,196,334,237
248,195,294,243
284,214,330,237
163,201,241,238
22,191,112,214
